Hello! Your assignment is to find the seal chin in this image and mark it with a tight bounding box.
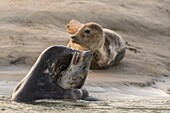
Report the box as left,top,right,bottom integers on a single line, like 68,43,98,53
56,50,92,90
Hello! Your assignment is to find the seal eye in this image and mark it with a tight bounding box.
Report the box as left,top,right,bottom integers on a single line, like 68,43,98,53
84,29,91,34
64,49,68,53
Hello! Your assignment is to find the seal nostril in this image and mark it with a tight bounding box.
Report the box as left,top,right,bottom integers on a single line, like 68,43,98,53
83,66,87,70
71,36,76,39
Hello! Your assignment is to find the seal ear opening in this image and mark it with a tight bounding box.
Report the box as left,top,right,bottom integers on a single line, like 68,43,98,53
66,19,83,34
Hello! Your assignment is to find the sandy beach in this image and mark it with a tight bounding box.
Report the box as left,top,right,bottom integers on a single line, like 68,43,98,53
0,0,170,112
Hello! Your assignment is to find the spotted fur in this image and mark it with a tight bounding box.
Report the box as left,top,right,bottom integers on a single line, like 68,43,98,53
67,21,126,69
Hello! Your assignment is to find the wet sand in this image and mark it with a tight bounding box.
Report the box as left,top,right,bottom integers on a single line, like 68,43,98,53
0,0,170,112
1,96,170,113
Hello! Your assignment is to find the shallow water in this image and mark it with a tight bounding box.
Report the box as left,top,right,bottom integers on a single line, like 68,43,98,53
1,96,170,113
1,81,170,113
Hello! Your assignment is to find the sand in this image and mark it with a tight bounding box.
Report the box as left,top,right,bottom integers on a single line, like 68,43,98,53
0,0,170,112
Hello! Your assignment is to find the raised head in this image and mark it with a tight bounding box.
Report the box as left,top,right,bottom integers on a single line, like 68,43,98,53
11,46,93,102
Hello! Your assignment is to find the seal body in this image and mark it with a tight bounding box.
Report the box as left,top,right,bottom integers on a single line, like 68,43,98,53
11,46,93,102
67,20,126,69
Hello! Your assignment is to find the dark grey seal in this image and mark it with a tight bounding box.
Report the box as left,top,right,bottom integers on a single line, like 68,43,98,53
11,46,95,102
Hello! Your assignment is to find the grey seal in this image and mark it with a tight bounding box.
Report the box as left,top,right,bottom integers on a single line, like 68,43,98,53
11,46,95,102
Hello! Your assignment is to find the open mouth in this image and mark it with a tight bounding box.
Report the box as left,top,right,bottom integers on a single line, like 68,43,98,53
73,52,81,65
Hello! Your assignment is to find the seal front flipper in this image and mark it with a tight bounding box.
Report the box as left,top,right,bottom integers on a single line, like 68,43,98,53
80,87,100,101
83,96,100,101
68,87,100,101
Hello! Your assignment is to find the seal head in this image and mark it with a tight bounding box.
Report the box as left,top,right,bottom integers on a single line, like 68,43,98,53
70,22,104,51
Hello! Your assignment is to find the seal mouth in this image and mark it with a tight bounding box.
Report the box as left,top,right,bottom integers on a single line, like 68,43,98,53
56,50,92,90
73,52,81,65
71,35,85,44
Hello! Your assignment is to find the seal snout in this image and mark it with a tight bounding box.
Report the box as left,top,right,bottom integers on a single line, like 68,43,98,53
71,35,79,43
81,51,93,61
73,51,93,65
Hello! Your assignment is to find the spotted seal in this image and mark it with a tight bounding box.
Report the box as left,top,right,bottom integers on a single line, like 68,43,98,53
11,46,94,102
67,19,126,69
